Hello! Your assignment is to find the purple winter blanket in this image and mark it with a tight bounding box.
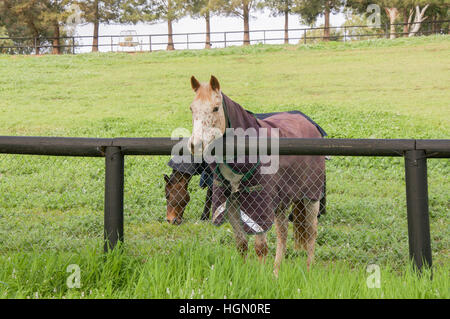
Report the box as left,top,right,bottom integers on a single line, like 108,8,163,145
210,94,326,234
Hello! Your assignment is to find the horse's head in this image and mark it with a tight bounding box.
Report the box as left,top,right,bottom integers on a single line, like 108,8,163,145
164,172,191,225
188,75,226,155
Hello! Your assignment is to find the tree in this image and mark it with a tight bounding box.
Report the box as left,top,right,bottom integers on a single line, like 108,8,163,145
294,0,345,41
346,1,404,38
0,0,68,54
396,1,448,36
1,0,43,53
385,6,400,38
78,0,120,52
400,4,414,36
121,0,187,50
40,0,73,54
345,1,446,39
408,4,429,36
214,0,259,45
186,0,220,48
259,0,295,44
341,12,385,41
345,1,396,38
425,1,449,34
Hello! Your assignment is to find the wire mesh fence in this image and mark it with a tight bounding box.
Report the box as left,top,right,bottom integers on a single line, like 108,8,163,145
159,155,411,267
1,151,447,268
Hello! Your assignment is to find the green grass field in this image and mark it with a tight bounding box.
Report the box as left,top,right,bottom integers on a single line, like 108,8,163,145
0,35,449,298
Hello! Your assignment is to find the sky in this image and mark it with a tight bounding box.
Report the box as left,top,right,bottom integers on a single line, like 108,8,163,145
73,9,347,52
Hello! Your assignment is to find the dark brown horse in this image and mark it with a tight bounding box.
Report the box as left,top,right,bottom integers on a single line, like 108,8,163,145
164,170,212,225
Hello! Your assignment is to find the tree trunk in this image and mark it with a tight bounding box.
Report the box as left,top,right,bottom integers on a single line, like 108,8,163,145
92,0,99,52
409,5,429,37
284,10,289,44
32,29,40,55
243,4,250,45
385,8,399,39
167,18,174,50
35,38,40,55
432,15,437,34
27,20,40,54
205,11,211,49
52,20,60,54
402,8,410,36
323,3,330,42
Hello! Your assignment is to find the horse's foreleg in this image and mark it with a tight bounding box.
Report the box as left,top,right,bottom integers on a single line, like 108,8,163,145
303,199,319,271
200,187,213,221
273,209,288,277
254,233,268,263
228,197,248,258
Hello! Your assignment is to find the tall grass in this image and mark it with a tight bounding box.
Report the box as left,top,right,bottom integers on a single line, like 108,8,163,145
0,242,446,299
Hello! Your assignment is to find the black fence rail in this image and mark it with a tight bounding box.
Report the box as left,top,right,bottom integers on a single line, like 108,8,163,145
1,20,448,54
0,136,449,271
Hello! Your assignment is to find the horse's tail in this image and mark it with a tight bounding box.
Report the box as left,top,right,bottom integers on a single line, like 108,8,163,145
292,201,304,250
292,173,325,250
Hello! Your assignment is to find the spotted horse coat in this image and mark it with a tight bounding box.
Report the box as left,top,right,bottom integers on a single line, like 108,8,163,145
210,93,326,235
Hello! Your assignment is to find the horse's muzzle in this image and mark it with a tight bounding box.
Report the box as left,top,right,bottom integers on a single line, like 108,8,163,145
167,217,183,225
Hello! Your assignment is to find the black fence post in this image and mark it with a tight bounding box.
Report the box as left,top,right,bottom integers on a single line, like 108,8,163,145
404,149,432,271
104,146,124,252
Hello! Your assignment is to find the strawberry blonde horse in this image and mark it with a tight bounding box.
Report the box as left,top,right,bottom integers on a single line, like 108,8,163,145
169,76,325,275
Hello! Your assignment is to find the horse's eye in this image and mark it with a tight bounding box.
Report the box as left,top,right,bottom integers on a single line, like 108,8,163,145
212,107,219,112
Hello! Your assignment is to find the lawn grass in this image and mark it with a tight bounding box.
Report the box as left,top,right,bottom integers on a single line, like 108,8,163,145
0,35,449,298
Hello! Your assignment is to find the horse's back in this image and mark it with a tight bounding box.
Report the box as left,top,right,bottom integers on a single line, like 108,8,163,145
257,112,323,139
257,112,325,204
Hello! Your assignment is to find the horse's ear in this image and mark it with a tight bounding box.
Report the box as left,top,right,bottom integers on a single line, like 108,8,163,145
164,174,170,184
210,75,220,91
191,76,200,92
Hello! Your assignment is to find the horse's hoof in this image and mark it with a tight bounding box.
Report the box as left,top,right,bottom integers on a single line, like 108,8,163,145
273,269,279,278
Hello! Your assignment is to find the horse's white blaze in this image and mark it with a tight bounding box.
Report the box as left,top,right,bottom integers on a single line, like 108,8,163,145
190,117,205,155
